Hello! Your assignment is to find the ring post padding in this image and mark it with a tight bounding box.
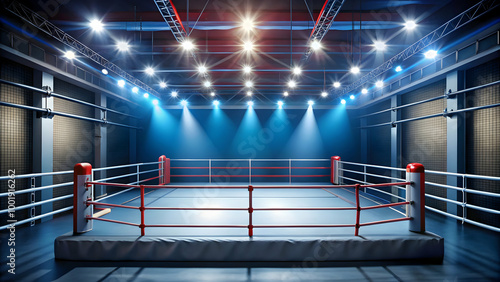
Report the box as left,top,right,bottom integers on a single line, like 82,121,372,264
331,156,341,184
159,155,170,185
73,163,93,234
406,163,425,233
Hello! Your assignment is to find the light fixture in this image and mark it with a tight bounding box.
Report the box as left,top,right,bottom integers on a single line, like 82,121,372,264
159,82,167,88
182,40,194,50
64,51,75,60
101,69,108,75
375,81,384,88
361,88,368,94
116,41,130,52
308,100,314,106
350,66,360,74
283,91,289,97
404,20,417,30
245,81,253,88
152,99,159,106
89,19,103,32
341,99,346,105
246,91,252,96
247,101,254,107
180,100,188,106
243,41,254,52
242,18,254,31
143,93,149,98
321,91,328,97
424,50,438,59
145,67,155,76
287,80,297,88
243,65,252,74
292,66,302,75
203,80,211,88
117,80,125,87
373,41,386,51
395,66,403,72
333,82,341,88
210,92,216,96
213,100,220,107
350,95,355,100
198,65,208,74
311,40,321,51
171,91,178,97
277,101,283,108
132,87,139,93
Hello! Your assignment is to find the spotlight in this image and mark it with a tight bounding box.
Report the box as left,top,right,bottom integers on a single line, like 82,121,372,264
246,91,253,96
210,92,216,96
373,41,386,51
145,67,155,76
171,91,178,97
64,51,75,60
333,82,341,88
198,65,208,74
321,91,328,97
283,91,289,97
395,66,403,72
203,80,211,88
89,19,103,32
159,82,167,88
247,101,254,107
132,87,139,93
180,100,188,106
182,40,194,50
243,65,252,74
213,100,220,107
404,20,417,30
242,18,254,31
243,41,254,51
277,101,283,108
424,50,438,59
143,93,149,98
245,81,253,88
361,88,368,94
117,80,125,87
292,66,302,75
287,80,297,88
311,40,321,51
101,69,108,75
116,41,130,52
152,99,159,106
350,66,360,74
308,100,314,106
341,99,346,104
375,81,384,88
350,95,355,100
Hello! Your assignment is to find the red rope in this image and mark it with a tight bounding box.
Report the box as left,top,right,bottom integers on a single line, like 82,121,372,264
87,201,139,210
87,216,139,227
359,217,411,227
361,201,410,210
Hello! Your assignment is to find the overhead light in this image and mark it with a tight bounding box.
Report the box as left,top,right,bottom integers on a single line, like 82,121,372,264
308,100,314,106
182,40,194,50
243,65,252,74
375,81,384,88
404,20,417,30
180,100,188,107
424,50,438,59
292,66,302,75
350,95,355,100
283,91,289,97
89,19,103,32
152,99,159,106
171,91,178,97
213,100,220,107
101,69,108,75
395,66,403,72
198,65,208,74
247,101,254,107
159,82,167,88
203,80,211,88
341,99,346,105
143,93,149,98
242,18,255,31
350,66,360,74
117,79,125,87
311,40,321,51
64,51,75,60
361,88,368,94
246,91,252,96
243,41,254,52
132,87,139,93
287,80,297,88
245,81,253,88
333,82,341,88
321,91,328,97
210,91,216,96
373,41,386,51
116,41,130,52
145,67,155,76
277,101,283,108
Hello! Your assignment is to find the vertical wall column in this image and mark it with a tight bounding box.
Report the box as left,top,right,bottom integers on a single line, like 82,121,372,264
94,92,107,198
391,96,402,201
33,71,54,222
446,71,465,215
360,118,368,164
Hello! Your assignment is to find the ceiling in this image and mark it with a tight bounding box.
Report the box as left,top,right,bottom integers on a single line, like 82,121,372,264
10,0,497,106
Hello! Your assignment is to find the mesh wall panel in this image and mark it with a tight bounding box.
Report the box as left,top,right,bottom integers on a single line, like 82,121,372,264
402,80,447,211
0,58,33,224
465,58,500,228
53,78,95,212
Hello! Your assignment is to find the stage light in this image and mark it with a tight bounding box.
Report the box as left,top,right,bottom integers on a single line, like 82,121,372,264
308,100,314,106
247,101,254,107
210,91,216,96
89,19,103,32
203,80,211,88
242,18,254,31
292,66,302,75
101,69,108,75
182,40,194,50
311,40,321,50
405,20,417,30
152,99,159,106
350,94,355,100
350,66,360,74
373,41,386,51
143,93,149,98
245,81,253,88
341,99,346,104
171,91,178,97
395,66,403,72
145,67,155,76
117,79,125,87
198,65,208,74
283,91,289,97
321,91,328,97
243,65,252,74
375,81,384,88
333,82,341,88
424,50,438,59
288,80,297,88
213,100,220,107
159,82,167,88
277,101,283,108
116,41,130,52
243,41,254,51
64,51,75,60
246,91,252,96
361,88,368,94
180,100,188,106
132,87,139,93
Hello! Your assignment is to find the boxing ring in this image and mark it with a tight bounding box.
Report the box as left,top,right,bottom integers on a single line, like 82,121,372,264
55,156,444,262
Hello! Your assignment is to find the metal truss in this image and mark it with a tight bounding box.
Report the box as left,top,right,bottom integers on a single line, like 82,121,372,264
301,0,345,63
336,0,499,97
5,0,161,98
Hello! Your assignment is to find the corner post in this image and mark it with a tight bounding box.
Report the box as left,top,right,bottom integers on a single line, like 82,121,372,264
406,163,425,233
73,163,93,234
331,156,341,184
159,155,170,185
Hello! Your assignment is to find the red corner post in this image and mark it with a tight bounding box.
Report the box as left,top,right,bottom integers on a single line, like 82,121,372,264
158,155,170,185
354,184,361,236
73,163,93,234
406,163,425,233
331,156,341,184
248,185,254,237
